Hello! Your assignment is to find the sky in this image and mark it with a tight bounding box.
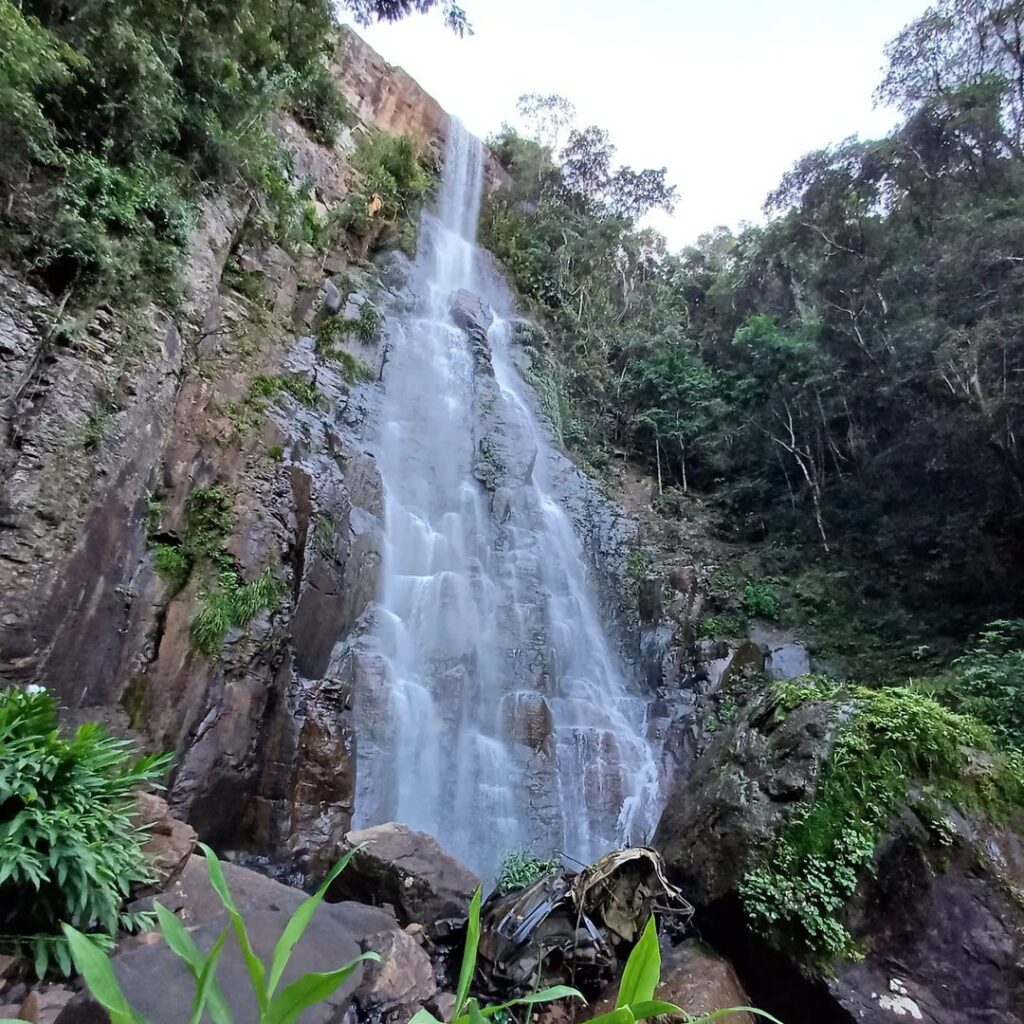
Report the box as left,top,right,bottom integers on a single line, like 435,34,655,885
354,0,928,248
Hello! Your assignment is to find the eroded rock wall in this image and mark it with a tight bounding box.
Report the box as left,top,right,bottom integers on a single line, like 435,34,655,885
0,28,458,874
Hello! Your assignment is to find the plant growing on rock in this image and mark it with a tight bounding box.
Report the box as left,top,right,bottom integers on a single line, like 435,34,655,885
191,567,286,656
0,687,170,977
740,679,1024,962
64,843,377,1024
495,850,561,894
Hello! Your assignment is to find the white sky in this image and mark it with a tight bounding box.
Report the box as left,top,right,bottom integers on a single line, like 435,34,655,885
354,0,927,247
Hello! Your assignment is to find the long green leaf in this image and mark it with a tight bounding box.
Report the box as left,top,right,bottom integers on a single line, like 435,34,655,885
686,1009,785,1024
200,842,269,1013
155,903,232,1024
267,845,362,997
261,954,378,1024
616,916,660,1008
187,928,228,1024
479,984,585,1016
61,924,140,1024
628,1000,684,1020
454,886,482,1018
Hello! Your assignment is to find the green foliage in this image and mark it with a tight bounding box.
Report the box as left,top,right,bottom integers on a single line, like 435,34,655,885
152,543,189,588
315,307,380,380
740,679,1024,961
290,62,353,147
495,851,561,895
743,581,778,620
181,486,233,563
335,134,435,251
250,373,320,409
698,613,746,641
0,0,350,305
228,373,321,437
943,620,1024,750
191,568,286,656
66,842,377,1024
267,444,285,462
222,263,266,303
482,1,1024,646
0,687,170,978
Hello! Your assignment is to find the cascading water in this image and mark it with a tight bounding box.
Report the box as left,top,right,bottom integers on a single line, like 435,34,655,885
353,119,661,878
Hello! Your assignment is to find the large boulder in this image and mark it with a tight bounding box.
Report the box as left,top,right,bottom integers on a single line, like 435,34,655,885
81,856,401,1024
591,940,753,1024
654,694,843,905
654,690,1024,1024
353,928,437,1021
331,823,480,928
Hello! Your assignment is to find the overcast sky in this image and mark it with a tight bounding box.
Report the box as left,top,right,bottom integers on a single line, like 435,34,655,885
354,0,927,247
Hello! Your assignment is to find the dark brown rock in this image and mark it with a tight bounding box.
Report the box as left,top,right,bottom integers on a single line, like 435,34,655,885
592,939,753,1023
331,823,480,927
134,793,196,894
353,928,436,1020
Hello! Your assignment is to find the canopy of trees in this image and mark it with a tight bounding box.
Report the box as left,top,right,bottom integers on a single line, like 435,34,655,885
482,0,1024,633
0,0,464,305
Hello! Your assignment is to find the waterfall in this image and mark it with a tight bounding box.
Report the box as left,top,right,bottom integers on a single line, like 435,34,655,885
353,119,661,879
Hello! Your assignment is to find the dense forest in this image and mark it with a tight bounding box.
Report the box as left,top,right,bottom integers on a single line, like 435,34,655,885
482,0,1024,649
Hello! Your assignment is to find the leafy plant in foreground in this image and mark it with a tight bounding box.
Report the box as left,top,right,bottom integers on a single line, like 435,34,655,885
64,843,377,1024
413,889,780,1024
0,687,170,977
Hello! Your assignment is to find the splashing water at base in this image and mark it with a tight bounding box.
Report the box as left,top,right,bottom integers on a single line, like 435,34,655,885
352,119,662,878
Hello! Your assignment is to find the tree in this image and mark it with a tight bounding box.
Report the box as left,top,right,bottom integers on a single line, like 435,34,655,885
342,0,471,35
516,92,576,152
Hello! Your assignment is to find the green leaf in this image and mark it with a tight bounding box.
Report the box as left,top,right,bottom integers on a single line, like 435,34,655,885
685,1009,785,1024
267,845,362,997
454,886,482,1018
155,903,231,1024
616,915,661,1008
187,928,229,1024
200,843,269,1013
628,1000,684,1020
62,924,140,1024
408,1009,444,1024
468,999,487,1024
585,1008,636,1024
261,955,378,1024
479,985,585,1016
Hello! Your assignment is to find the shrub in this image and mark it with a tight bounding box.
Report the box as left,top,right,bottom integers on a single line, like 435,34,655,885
743,580,778,619
291,65,353,147
945,620,1024,750
0,687,170,977
152,543,189,588
495,851,561,895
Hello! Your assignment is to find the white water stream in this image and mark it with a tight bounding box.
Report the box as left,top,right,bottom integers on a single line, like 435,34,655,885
352,121,661,878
